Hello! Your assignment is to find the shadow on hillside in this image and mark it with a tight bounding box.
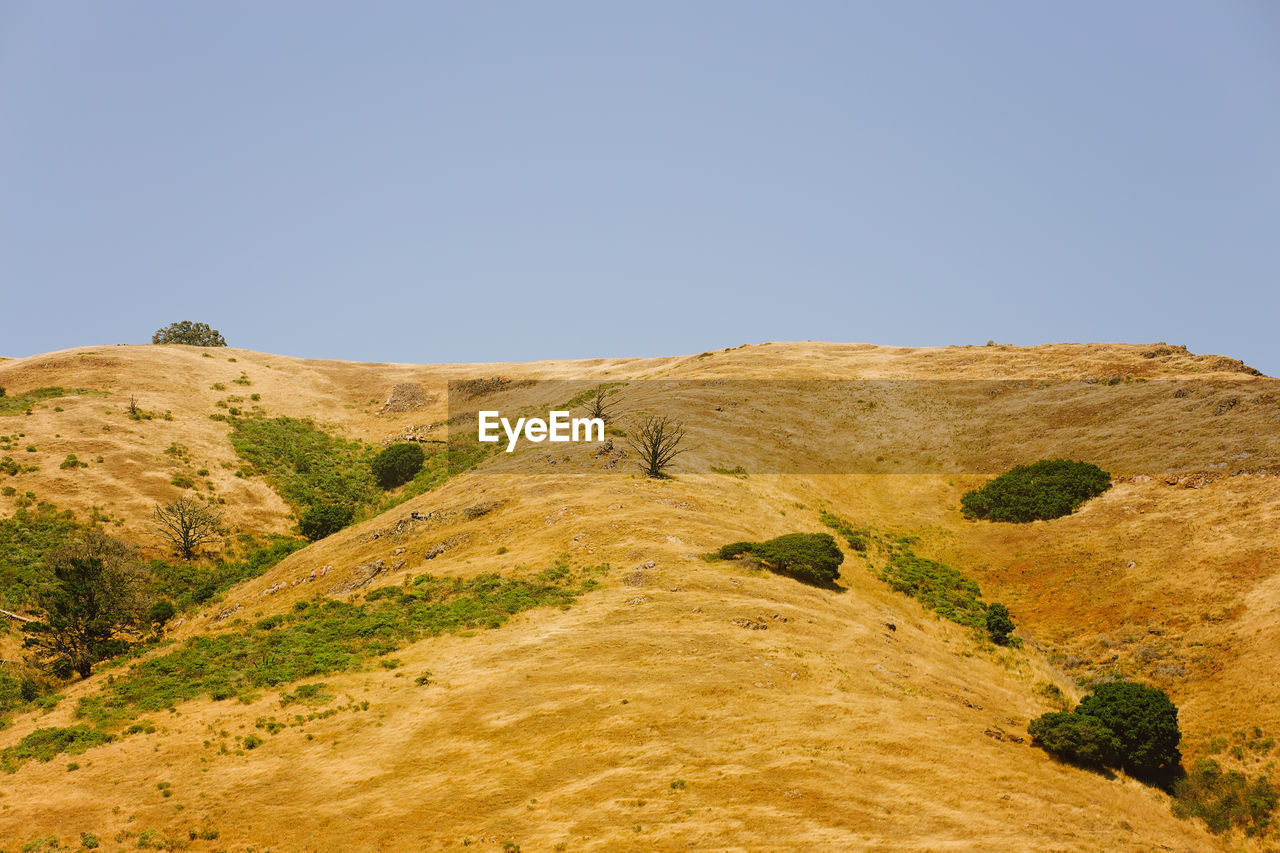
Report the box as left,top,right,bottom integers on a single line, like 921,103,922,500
767,567,847,593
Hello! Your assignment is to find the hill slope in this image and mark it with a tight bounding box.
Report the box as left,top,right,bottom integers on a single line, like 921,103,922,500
0,341,1275,850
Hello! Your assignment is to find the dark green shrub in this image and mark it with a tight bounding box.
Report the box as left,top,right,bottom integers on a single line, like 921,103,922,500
961,459,1111,522
146,600,175,626
985,602,1015,645
1028,711,1120,769
24,552,148,679
1078,681,1182,783
1030,681,1182,787
719,533,843,585
757,533,843,584
298,503,355,541
1173,758,1278,835
371,443,425,489
0,671,38,719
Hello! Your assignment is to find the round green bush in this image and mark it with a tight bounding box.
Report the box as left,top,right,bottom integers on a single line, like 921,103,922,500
961,459,1111,523
985,602,1015,645
1030,681,1182,786
298,502,355,541
1077,680,1182,782
146,600,176,626
371,443,425,489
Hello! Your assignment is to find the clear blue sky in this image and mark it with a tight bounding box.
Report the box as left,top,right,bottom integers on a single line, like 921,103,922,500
3,2,1277,373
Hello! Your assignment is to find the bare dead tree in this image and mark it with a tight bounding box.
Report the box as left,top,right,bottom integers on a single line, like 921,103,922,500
153,496,223,560
627,415,689,478
582,385,619,425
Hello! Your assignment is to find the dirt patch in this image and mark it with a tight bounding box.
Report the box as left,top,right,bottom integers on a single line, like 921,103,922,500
379,383,428,414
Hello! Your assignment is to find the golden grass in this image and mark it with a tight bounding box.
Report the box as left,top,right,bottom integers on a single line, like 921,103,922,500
0,340,1273,850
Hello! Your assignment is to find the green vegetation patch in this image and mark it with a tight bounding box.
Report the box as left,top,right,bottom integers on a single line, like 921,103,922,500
820,511,1015,644
1,499,301,615
1027,711,1121,769
0,387,102,417
880,545,986,630
0,502,79,608
818,510,870,552
227,417,494,540
1173,758,1278,836
385,434,497,509
718,533,843,586
0,725,112,773
149,534,307,612
76,563,603,729
228,415,378,514
961,459,1111,523
0,669,50,723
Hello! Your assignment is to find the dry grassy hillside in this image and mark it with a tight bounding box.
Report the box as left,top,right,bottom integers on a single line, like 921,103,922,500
0,341,1275,851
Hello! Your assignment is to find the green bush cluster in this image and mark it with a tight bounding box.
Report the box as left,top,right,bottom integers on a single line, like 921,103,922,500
5,494,297,605
1029,681,1182,787
0,670,44,723
1173,758,1278,835
371,443,425,489
819,511,1015,644
881,546,987,629
961,459,1111,522
0,499,307,710
1028,711,1121,768
718,533,844,586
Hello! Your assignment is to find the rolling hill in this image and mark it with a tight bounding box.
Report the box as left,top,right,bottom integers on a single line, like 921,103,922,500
0,341,1275,851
